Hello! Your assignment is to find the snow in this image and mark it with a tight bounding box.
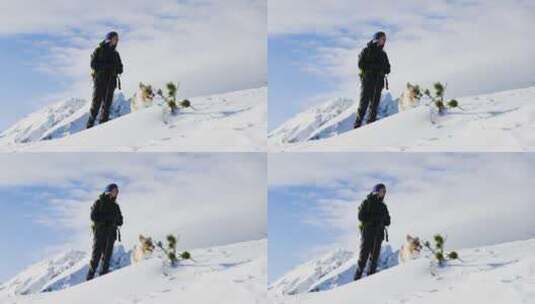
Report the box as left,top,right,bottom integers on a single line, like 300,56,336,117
0,94,130,145
0,246,130,296
269,238,535,304
268,91,397,144
269,245,398,296
0,250,87,296
0,87,266,152
269,86,535,151
0,98,88,144
0,239,266,304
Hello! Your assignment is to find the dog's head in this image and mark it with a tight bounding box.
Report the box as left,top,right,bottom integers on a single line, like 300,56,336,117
406,234,422,253
138,234,155,253
138,83,155,100
404,83,420,99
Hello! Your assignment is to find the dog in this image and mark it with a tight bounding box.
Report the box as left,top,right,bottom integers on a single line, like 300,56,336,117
131,83,155,111
399,234,422,263
399,83,421,111
132,234,155,263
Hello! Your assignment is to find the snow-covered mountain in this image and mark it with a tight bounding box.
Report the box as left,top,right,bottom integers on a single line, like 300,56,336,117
269,86,535,151
0,94,130,144
270,238,535,304
269,245,398,296
268,91,397,144
0,87,266,152
0,246,130,296
0,239,266,304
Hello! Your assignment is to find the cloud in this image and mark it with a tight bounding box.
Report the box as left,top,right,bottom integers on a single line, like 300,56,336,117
269,153,535,253
0,153,266,252
0,0,266,102
269,0,535,102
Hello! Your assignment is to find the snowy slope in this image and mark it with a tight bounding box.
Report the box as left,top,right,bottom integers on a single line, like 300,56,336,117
0,239,266,304
0,94,130,144
268,92,397,144
270,86,535,151
270,238,535,304
0,250,87,296
0,87,266,152
269,245,398,296
0,246,130,296
0,98,87,144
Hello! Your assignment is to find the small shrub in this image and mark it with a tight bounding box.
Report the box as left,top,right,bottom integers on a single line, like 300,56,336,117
180,251,191,260
166,82,177,99
448,99,458,108
158,82,191,114
180,99,191,108
422,82,459,115
433,82,445,98
447,251,459,260
140,82,192,115
423,233,459,267
156,234,192,266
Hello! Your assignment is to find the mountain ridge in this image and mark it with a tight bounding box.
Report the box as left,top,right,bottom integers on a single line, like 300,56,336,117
0,87,266,152
269,86,535,151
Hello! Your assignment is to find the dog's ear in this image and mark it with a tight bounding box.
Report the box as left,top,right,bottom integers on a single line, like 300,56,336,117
406,234,413,241
406,82,412,88
139,234,145,241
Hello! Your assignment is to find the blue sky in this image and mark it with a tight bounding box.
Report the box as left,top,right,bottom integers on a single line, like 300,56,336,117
0,36,69,129
0,153,265,283
268,152,535,282
0,186,72,282
268,35,337,129
268,0,535,129
268,185,357,282
0,0,266,131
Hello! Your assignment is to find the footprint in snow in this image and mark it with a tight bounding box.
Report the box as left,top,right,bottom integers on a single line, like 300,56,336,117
501,275,522,283
501,123,523,131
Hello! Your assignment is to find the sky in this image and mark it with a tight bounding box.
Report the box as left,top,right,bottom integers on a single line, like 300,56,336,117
0,0,266,130
268,152,535,282
268,0,535,129
0,153,266,283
